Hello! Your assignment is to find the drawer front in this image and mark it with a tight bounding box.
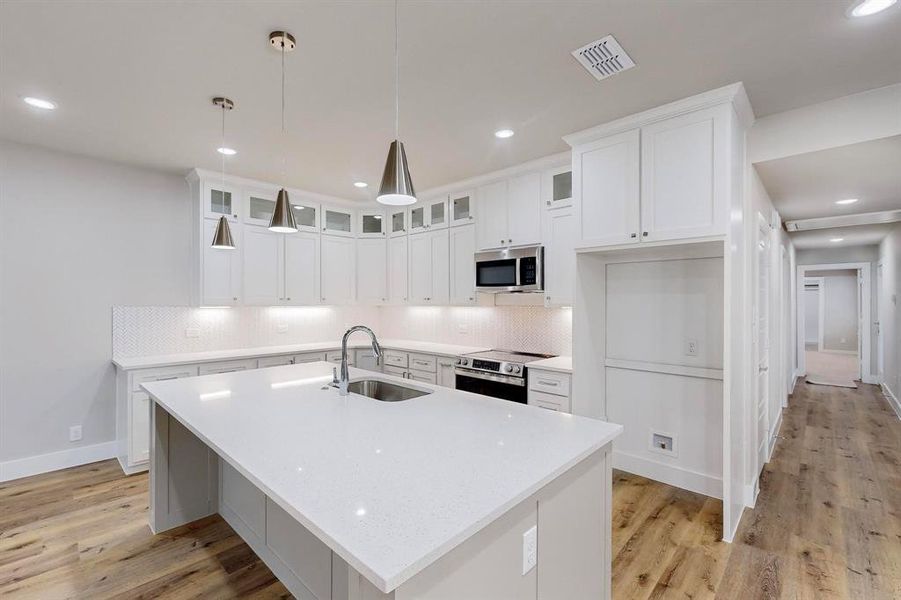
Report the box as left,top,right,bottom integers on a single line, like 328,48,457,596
294,352,326,364
383,350,409,368
130,391,151,464
131,365,199,392
409,353,437,373
383,365,407,378
326,350,354,365
257,355,294,368
409,370,437,384
528,370,571,397
528,389,571,413
198,359,258,375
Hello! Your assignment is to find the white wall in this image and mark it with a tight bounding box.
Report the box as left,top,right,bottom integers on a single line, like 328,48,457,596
878,223,901,409
804,285,820,346
806,269,858,353
0,140,191,464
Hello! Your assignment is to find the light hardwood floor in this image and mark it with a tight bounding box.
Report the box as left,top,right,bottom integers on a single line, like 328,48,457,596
1,382,898,599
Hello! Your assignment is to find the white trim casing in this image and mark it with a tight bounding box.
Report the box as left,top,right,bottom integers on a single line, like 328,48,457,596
882,384,901,421
0,441,117,483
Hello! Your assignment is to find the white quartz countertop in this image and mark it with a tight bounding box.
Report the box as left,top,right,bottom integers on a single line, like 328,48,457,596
142,362,620,593
112,339,490,370
528,355,573,373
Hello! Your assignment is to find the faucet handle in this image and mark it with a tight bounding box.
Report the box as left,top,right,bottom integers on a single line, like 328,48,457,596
332,367,339,385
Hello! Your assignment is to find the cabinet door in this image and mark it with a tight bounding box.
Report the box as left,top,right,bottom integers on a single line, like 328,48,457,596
320,235,355,304
130,391,151,464
575,128,640,247
544,209,576,307
409,203,428,234
409,370,437,384
640,106,726,241
543,165,573,210
389,208,408,238
288,194,320,233
243,227,282,305
244,188,279,227
359,209,387,239
203,180,240,222
506,172,542,246
321,206,355,237
284,232,319,305
356,238,387,303
202,218,241,306
427,197,448,230
408,231,432,303
475,180,508,250
430,229,450,304
388,235,409,303
450,190,475,227
449,224,476,305
258,355,295,368
437,358,456,388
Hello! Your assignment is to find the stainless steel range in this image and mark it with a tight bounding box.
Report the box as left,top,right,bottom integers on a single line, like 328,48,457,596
454,349,556,404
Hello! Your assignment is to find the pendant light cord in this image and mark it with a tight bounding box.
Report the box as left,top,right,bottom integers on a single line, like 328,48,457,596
394,0,399,140
281,38,287,185
220,103,226,191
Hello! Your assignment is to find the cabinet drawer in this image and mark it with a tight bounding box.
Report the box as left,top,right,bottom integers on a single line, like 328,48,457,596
528,389,571,413
326,350,353,365
382,350,409,368
130,391,151,464
266,498,332,600
257,355,294,368
409,370,437,385
383,365,407,378
528,370,570,397
408,353,436,373
131,365,199,392
198,359,258,375
294,352,326,364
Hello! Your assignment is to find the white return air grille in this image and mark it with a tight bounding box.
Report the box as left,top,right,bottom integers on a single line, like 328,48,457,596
571,35,635,81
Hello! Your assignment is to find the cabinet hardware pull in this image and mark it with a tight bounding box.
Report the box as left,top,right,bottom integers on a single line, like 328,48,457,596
508,238,512,243
157,375,178,381
546,201,551,206
287,297,291,301
233,297,238,301
642,232,648,237
538,380,559,386
630,233,637,238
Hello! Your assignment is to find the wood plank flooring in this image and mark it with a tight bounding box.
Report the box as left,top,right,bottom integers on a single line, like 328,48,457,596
1,382,898,599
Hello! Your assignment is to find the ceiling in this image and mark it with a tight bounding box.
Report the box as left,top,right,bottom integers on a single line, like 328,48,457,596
788,223,897,250
2,1,901,200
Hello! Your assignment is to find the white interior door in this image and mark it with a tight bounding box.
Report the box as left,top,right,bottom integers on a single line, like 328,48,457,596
877,263,884,382
755,217,770,478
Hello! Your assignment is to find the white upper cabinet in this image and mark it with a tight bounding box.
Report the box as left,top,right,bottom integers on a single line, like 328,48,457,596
475,180,508,250
388,208,408,238
409,203,428,234
284,232,319,305
449,190,475,227
640,105,727,241
358,208,387,239
543,208,576,307
388,235,408,303
573,129,641,247
321,206,355,237
203,180,240,222
543,165,573,210
243,227,282,305
430,229,450,304
449,224,476,305
356,238,387,303
409,229,449,304
289,195,320,233
427,197,448,230
320,235,355,304
202,218,241,306
245,187,319,232
475,173,541,251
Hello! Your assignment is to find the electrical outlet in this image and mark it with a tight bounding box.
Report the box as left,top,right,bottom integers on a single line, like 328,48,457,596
522,525,537,574
685,339,698,357
185,327,200,338
276,323,288,334
649,431,677,456
69,425,82,442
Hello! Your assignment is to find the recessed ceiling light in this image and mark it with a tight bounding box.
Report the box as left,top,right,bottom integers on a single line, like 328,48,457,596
835,198,859,205
848,0,897,17
216,147,237,156
353,181,368,188
23,97,56,110
494,129,515,139
830,237,845,242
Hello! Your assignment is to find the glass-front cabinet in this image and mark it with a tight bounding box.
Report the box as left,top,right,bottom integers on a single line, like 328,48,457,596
543,165,573,210
409,204,427,234
244,188,319,232
409,196,448,234
289,195,319,232
204,180,241,222
450,190,474,226
358,208,386,238
389,208,407,237
322,206,355,237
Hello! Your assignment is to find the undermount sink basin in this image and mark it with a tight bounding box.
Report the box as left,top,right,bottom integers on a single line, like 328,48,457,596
347,379,431,402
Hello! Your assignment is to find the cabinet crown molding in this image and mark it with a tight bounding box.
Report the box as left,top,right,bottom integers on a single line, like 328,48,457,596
186,168,363,209
563,82,754,148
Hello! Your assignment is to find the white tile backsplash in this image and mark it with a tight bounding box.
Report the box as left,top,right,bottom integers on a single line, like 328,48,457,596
112,304,572,359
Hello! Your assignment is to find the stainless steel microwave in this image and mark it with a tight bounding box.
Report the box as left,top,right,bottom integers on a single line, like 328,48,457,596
474,245,544,293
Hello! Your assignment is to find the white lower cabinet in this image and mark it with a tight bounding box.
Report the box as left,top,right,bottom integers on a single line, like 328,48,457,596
130,391,151,464
199,358,258,375
355,349,381,371
326,350,353,366
449,224,476,305
409,229,449,304
258,355,295,368
320,235,355,305
408,353,437,384
527,368,572,413
437,357,456,388
543,208,576,307
355,238,387,304
294,352,326,364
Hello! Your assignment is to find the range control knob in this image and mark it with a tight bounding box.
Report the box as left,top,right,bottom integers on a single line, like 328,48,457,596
455,358,461,365
460,358,469,366
512,365,521,374
505,364,514,373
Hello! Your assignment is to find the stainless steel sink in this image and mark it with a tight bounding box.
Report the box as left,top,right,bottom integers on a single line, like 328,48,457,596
346,379,431,402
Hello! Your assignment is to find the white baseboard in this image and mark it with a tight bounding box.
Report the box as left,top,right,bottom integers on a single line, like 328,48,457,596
862,374,879,385
613,450,722,499
744,483,758,508
881,384,901,420
0,441,117,483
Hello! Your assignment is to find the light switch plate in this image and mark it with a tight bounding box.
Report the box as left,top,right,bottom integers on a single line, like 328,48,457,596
522,525,537,574
69,425,82,442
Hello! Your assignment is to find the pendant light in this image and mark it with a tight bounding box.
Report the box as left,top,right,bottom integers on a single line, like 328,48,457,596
377,0,416,206
211,97,236,250
268,31,298,233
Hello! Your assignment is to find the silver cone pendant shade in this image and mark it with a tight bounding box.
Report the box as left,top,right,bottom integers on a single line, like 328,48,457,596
268,188,298,233
377,140,416,206
211,215,236,249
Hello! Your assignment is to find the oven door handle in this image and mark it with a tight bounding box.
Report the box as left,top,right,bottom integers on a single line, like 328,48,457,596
454,368,525,386
514,257,521,287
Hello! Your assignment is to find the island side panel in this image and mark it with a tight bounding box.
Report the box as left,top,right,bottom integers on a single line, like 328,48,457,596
149,401,219,533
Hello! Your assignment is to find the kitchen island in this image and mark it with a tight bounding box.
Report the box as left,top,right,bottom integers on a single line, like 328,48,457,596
142,361,621,599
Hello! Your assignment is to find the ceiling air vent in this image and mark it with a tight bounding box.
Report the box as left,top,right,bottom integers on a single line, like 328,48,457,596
571,35,635,81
